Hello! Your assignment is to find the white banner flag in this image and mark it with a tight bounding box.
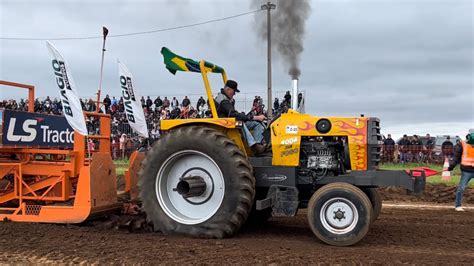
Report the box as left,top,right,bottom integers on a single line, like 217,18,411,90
118,61,149,138
46,41,88,136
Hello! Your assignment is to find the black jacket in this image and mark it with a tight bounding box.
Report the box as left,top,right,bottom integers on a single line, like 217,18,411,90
215,89,253,121
182,98,191,107
426,139,434,148
103,97,111,107
197,97,205,109
442,140,453,149
383,138,395,146
397,138,410,146
146,99,153,108
154,98,163,107
449,142,474,172
273,99,279,111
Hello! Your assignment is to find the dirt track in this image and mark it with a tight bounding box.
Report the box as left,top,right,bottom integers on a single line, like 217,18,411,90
0,205,473,264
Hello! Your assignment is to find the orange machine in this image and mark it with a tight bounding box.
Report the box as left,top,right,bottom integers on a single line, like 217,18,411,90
124,150,145,201
0,80,121,223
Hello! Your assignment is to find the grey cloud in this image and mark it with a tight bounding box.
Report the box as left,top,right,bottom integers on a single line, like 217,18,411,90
0,0,472,137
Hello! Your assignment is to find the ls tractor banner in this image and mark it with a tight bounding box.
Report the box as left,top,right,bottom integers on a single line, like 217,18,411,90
0,109,74,148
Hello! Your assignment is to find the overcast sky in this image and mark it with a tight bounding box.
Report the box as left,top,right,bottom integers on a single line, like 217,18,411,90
1,0,472,139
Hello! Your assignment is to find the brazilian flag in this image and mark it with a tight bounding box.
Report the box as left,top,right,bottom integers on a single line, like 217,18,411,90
161,47,224,75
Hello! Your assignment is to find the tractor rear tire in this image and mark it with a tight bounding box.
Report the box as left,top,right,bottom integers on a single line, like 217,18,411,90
139,125,255,238
362,187,382,224
307,182,373,247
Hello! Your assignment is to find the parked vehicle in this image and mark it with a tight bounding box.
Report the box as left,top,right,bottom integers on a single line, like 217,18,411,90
432,135,461,163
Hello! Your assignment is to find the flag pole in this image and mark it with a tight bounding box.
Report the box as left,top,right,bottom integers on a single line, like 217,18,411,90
89,26,108,159
96,26,109,112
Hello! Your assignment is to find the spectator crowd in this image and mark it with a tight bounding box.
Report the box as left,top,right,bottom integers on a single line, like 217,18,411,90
382,134,458,164
1,91,302,159
2,94,454,164
0,93,458,164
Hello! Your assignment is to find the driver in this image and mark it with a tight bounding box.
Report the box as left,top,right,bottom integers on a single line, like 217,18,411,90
215,80,266,154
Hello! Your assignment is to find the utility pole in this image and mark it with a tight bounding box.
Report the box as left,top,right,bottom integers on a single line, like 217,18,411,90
261,1,276,119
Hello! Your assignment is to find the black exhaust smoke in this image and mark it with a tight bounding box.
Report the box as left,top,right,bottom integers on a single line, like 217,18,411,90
253,0,312,79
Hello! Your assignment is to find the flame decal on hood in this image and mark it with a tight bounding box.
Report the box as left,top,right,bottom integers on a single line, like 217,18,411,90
298,121,314,131
332,120,366,136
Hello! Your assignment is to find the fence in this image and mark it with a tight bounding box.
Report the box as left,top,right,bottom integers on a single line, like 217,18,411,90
381,144,454,164
113,121,154,136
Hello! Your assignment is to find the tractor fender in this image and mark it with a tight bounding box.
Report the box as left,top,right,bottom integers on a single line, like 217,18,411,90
160,118,248,155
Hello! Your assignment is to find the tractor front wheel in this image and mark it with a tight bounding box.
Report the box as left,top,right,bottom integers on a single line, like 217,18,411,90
307,182,373,246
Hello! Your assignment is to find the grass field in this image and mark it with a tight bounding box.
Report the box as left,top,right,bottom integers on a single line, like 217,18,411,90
381,163,468,186
113,160,469,187
114,159,129,176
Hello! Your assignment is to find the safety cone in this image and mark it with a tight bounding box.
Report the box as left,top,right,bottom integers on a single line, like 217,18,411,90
441,157,451,181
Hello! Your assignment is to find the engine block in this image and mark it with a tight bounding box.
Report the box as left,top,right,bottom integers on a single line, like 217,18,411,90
299,137,346,178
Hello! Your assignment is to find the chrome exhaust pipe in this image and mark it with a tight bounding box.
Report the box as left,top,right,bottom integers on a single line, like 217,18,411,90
292,79,298,110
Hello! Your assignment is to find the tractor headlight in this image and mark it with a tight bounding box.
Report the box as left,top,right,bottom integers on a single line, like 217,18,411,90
235,121,243,127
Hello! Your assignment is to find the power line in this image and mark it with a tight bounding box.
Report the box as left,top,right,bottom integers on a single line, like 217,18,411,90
0,9,263,41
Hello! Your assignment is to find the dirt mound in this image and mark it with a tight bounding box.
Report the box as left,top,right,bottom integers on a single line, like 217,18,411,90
86,214,151,233
379,184,474,204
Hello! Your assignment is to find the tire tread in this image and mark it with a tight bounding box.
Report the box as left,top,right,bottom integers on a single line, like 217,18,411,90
138,125,255,238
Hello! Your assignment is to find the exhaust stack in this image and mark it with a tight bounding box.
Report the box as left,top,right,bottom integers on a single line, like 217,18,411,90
292,79,298,110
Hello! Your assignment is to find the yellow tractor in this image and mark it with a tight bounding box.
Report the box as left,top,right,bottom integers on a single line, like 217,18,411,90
138,48,425,246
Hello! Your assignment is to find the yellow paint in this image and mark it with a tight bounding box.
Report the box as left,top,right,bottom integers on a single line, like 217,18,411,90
160,118,236,131
270,110,368,169
160,119,247,156
225,128,248,156
161,109,369,170
199,60,219,118
271,134,301,166
161,59,250,156
162,54,371,170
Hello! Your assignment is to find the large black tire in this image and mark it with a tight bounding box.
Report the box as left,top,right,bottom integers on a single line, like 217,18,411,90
362,187,382,224
139,125,255,238
307,182,373,247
